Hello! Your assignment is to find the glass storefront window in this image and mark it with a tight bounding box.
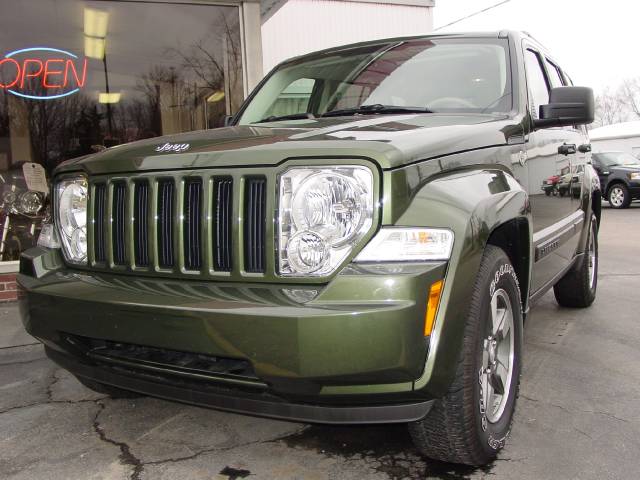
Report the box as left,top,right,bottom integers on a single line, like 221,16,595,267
0,0,245,261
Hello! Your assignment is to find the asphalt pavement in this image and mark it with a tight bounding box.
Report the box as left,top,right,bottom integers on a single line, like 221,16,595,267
1,204,639,480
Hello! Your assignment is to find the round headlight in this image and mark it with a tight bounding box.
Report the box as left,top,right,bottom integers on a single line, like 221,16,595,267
58,182,87,237
286,231,329,273
70,227,87,258
291,172,368,247
278,166,374,277
56,177,88,263
18,191,43,215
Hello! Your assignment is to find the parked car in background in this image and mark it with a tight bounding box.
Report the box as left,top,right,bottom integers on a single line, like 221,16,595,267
18,31,599,466
542,173,561,196
592,151,640,208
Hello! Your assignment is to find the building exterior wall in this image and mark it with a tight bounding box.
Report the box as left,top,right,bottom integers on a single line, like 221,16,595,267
0,273,18,302
261,0,434,73
592,137,640,157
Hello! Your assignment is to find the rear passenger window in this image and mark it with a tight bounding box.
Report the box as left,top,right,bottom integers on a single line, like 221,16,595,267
524,50,549,119
545,59,565,88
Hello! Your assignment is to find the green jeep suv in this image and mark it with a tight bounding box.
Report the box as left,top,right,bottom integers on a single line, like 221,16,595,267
18,31,600,465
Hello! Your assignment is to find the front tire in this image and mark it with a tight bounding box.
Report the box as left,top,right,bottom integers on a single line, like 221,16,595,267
409,246,523,465
553,214,598,308
608,184,631,208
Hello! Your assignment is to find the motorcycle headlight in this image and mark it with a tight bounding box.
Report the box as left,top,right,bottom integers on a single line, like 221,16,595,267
3,191,17,206
56,176,88,264
278,166,374,276
17,191,43,215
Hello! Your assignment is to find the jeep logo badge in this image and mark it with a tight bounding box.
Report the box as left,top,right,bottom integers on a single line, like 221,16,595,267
155,142,190,153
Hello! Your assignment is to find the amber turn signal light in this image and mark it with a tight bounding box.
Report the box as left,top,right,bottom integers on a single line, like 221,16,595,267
424,279,444,336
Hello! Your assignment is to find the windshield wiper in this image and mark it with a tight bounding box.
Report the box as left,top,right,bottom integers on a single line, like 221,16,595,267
321,104,434,118
254,112,316,124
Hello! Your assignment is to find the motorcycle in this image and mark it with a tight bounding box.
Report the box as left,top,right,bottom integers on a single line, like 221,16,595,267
0,167,47,261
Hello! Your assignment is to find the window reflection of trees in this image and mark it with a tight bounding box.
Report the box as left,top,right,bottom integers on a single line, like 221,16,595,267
0,15,243,174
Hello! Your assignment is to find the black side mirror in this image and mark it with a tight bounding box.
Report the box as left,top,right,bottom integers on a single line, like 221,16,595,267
534,86,594,130
223,115,234,127
578,143,592,153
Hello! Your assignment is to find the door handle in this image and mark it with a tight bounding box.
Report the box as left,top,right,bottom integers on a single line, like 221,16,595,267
578,143,591,153
558,143,577,155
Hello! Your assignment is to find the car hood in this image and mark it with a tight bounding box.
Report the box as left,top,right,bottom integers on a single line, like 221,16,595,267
57,113,522,175
612,165,640,172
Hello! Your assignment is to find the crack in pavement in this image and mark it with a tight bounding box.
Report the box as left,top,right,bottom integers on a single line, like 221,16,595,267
89,402,307,480
0,398,105,416
93,401,145,480
0,342,41,350
45,370,61,402
0,356,47,367
0,369,109,416
520,394,634,425
143,426,308,468
3,364,307,480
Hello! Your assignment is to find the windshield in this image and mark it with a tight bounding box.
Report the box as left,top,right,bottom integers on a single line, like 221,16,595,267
237,38,512,124
594,152,640,167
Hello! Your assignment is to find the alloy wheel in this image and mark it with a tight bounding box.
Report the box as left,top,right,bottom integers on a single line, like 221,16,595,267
479,288,515,424
609,187,625,207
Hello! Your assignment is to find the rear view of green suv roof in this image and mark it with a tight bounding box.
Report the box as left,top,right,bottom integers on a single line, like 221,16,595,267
19,31,600,466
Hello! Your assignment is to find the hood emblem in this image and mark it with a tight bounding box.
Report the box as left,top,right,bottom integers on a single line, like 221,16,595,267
155,142,190,153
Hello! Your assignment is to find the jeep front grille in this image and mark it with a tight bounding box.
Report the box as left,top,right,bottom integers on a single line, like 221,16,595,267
112,182,128,265
244,177,267,273
93,184,107,263
87,172,271,279
183,178,203,270
157,179,175,268
214,177,233,271
134,181,150,267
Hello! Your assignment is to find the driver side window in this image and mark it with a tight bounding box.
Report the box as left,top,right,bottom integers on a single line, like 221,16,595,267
524,49,550,120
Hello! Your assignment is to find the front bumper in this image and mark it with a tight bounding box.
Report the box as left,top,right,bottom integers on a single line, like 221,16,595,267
18,248,445,423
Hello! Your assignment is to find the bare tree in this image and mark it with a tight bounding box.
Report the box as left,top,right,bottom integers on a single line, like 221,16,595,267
618,78,640,119
594,87,629,128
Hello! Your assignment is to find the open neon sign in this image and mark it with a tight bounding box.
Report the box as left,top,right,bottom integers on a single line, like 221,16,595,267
0,47,88,100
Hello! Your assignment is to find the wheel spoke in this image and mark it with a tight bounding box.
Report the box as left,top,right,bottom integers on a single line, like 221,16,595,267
483,289,515,424
489,370,505,395
495,358,509,383
496,309,511,341
491,294,499,330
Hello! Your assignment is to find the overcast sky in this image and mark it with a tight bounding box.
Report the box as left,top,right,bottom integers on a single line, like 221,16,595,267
434,0,632,94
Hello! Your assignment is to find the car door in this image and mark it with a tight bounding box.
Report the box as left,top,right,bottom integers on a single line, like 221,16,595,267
523,47,585,293
591,154,609,192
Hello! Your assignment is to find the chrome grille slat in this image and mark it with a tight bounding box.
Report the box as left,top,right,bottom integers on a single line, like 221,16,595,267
214,178,233,271
112,183,127,265
244,177,266,273
94,184,106,263
184,179,202,270
157,180,175,268
134,182,149,267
